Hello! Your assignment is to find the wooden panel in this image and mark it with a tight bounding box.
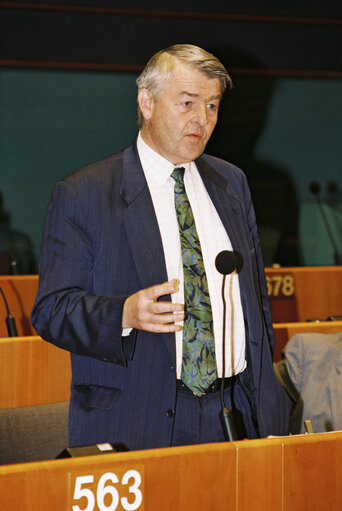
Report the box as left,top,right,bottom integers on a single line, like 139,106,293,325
273,320,342,361
236,439,283,510
0,336,71,408
283,433,342,510
0,276,38,337
0,442,237,511
266,266,342,323
0,433,341,510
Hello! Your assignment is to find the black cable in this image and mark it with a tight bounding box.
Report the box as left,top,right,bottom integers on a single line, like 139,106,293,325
0,286,18,337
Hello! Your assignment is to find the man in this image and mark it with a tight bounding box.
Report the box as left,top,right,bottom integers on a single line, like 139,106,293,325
0,191,36,275
274,332,342,434
31,44,290,450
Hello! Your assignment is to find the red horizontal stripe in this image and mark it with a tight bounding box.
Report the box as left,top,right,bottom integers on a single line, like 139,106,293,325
0,2,341,26
1,59,342,79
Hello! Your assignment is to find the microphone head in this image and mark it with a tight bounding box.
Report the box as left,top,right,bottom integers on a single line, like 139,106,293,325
215,250,237,275
309,181,321,195
327,180,339,194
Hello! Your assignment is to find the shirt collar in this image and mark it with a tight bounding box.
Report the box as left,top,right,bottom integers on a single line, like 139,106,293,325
137,132,192,185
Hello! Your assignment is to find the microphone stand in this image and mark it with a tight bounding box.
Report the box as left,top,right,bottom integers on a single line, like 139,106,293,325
0,287,18,337
219,274,238,441
310,182,342,265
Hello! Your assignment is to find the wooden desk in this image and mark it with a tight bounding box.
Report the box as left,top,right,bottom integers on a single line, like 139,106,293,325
0,432,341,510
266,266,342,323
0,336,71,408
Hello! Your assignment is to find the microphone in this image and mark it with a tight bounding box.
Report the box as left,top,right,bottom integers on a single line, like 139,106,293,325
10,259,19,275
0,287,18,337
215,250,238,276
215,250,239,441
309,181,342,265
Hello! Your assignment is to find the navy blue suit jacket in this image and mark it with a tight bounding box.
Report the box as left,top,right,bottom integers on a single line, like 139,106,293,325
31,141,291,449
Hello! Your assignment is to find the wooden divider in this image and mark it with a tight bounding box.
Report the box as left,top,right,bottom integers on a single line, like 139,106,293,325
0,336,71,408
0,432,341,510
0,275,38,337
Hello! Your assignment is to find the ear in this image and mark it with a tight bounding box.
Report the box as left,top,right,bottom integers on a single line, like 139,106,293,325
137,89,154,121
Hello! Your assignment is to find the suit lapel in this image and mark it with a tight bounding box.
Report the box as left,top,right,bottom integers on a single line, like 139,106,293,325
196,156,250,258
196,156,253,289
120,143,175,361
195,156,263,346
120,143,168,289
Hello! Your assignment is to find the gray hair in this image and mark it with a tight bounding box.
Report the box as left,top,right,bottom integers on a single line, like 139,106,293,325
136,44,232,127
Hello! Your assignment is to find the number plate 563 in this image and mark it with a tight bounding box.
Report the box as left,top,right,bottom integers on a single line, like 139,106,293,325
69,469,144,511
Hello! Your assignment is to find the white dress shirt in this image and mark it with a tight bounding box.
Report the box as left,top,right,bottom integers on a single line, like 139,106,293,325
137,133,246,379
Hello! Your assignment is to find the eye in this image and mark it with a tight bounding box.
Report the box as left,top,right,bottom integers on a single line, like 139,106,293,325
207,103,218,112
183,101,192,108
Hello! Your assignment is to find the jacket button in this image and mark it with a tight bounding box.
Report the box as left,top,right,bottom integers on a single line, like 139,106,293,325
166,409,174,418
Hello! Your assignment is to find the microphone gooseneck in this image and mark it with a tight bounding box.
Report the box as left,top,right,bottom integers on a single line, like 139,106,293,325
309,181,342,265
309,181,321,196
0,287,18,337
215,250,239,441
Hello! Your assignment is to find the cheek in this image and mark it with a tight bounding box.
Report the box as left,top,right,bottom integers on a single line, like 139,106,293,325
206,119,217,136
167,119,186,139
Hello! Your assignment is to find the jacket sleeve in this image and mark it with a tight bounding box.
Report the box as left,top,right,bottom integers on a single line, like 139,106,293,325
31,178,135,365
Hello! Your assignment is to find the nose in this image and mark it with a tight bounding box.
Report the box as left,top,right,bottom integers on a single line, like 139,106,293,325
193,103,209,127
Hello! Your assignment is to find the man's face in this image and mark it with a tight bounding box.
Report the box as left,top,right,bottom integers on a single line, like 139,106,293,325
139,62,222,165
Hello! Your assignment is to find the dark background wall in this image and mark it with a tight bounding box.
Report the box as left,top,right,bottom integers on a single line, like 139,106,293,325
1,1,341,271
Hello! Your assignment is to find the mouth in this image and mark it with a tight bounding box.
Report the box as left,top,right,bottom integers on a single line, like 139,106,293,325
186,132,204,141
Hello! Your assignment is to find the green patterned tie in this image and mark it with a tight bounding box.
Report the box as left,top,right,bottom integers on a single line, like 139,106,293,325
171,167,217,396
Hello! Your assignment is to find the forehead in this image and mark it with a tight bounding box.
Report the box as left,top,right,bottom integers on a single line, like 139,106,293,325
163,62,222,98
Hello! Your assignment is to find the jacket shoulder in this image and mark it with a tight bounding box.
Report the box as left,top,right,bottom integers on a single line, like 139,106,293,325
200,153,246,179
64,149,126,187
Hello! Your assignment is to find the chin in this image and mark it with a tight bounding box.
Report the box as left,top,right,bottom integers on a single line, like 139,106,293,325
174,143,205,163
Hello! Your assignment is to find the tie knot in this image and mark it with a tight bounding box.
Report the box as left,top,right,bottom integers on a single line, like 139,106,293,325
171,167,185,183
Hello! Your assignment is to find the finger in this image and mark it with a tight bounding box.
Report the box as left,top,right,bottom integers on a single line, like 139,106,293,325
150,301,184,314
147,310,185,324
146,279,180,301
142,321,183,334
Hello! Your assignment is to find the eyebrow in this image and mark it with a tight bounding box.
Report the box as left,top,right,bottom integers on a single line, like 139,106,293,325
179,91,221,101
